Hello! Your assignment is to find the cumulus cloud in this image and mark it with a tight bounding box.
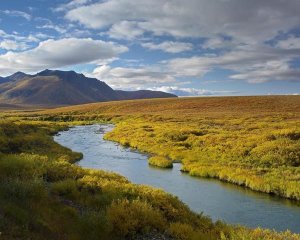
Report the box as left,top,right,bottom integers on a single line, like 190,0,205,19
107,21,144,40
141,41,193,53
0,40,29,51
87,65,175,89
1,0,299,91
1,10,31,21
87,65,236,96
65,0,300,43
0,38,127,75
60,0,300,85
85,42,300,89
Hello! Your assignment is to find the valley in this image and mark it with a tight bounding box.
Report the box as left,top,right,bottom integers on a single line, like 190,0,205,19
0,95,299,239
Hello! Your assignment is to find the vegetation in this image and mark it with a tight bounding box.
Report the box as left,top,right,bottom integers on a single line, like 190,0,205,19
0,121,221,239
0,95,299,239
148,155,173,168
32,95,300,200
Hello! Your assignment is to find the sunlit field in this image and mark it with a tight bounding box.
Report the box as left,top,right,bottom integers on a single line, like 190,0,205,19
38,96,300,199
0,95,299,239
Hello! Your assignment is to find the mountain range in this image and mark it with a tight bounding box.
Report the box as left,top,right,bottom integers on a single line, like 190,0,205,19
0,69,176,107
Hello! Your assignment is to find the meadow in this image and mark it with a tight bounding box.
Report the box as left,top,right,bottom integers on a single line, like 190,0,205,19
0,95,299,239
36,96,300,200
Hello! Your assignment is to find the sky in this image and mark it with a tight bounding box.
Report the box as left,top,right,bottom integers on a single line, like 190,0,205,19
0,0,300,96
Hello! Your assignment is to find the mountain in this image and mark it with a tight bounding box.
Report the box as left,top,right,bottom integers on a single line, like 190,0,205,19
116,90,177,100
0,69,176,106
6,71,31,81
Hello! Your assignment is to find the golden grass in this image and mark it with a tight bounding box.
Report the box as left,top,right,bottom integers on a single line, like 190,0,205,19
23,95,299,199
0,96,300,239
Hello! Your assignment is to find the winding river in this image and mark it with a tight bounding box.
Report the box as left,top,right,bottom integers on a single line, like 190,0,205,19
54,124,300,233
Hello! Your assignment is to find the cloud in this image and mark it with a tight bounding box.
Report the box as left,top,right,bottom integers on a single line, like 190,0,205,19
65,0,300,43
86,42,300,89
0,40,29,51
230,61,300,83
87,65,175,89
0,38,127,75
37,24,66,34
54,0,92,12
141,41,193,53
107,21,144,40
2,10,31,21
166,45,300,82
0,29,47,43
63,0,300,85
148,86,238,96
87,63,239,95
202,37,242,50
276,36,300,50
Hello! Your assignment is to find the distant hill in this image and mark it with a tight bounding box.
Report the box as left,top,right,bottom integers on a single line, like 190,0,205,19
116,90,177,100
0,69,176,106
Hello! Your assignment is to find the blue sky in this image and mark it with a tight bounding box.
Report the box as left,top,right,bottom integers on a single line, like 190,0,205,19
0,0,300,96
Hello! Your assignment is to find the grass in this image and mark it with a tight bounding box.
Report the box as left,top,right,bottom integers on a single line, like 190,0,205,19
0,95,300,239
148,155,173,168
31,95,300,200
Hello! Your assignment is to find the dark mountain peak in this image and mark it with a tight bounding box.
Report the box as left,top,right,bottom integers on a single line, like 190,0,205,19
11,71,26,76
37,69,68,76
37,69,52,76
37,69,85,81
6,71,29,81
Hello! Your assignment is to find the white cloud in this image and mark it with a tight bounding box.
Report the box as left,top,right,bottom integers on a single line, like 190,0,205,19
63,0,300,85
166,45,300,82
141,41,193,53
54,0,92,12
0,38,127,75
2,10,31,21
107,21,144,40
87,64,238,95
230,61,300,83
37,24,67,34
65,0,300,43
34,33,53,40
0,29,48,43
87,65,175,89
0,40,29,51
149,86,238,96
87,42,300,89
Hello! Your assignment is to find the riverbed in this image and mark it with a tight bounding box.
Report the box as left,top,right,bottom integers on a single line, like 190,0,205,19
54,124,300,233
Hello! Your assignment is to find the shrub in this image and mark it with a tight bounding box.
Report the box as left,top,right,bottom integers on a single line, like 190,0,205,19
148,156,173,168
51,179,80,199
107,199,166,237
168,222,194,240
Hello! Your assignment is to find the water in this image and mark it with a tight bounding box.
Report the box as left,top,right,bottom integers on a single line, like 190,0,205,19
54,124,300,233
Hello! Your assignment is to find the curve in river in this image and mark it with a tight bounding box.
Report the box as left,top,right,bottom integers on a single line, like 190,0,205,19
54,124,300,233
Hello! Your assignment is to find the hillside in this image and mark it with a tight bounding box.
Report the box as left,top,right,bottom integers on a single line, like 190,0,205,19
0,70,176,106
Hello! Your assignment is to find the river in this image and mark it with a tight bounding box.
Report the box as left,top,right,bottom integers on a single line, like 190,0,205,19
54,124,300,233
